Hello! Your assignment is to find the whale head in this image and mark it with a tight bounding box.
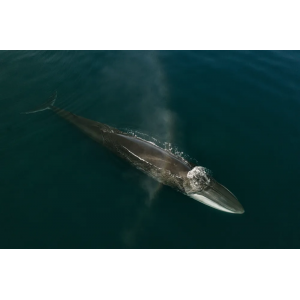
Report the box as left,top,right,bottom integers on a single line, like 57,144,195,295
184,166,244,214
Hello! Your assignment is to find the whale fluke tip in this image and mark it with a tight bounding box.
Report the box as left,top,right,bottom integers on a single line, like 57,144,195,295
22,90,57,114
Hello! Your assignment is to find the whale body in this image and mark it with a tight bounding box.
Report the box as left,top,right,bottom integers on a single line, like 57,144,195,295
24,92,245,214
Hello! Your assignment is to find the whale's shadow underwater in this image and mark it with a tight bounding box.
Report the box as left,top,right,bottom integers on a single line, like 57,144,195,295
24,92,245,214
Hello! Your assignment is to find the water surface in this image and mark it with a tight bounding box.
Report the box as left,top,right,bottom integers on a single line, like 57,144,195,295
1,50,299,248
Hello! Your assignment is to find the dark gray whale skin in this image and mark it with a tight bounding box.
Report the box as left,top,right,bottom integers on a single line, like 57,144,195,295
24,94,244,214
51,105,191,194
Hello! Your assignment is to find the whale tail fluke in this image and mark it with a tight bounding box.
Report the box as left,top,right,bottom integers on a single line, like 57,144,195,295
22,91,57,114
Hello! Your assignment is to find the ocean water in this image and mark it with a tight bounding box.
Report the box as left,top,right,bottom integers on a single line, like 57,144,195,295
0,50,300,249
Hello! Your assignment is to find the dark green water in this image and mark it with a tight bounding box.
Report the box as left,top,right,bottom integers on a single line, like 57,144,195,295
1,50,299,248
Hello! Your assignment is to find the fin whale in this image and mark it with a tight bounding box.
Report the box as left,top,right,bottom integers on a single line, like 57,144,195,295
24,92,245,214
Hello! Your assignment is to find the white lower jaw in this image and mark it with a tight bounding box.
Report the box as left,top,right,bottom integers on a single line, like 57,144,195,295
189,193,235,213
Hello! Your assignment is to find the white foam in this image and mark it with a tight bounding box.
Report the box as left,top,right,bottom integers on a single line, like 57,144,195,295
187,166,211,191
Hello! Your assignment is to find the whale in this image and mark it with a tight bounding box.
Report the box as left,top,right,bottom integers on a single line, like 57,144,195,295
24,92,245,214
